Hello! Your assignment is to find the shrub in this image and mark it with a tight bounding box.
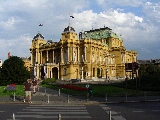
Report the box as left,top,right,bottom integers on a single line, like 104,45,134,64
41,78,56,84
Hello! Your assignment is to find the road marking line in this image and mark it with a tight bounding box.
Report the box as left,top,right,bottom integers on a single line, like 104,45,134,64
152,110,160,112
133,111,144,113
106,111,118,115
29,105,85,106
99,104,108,107
23,109,87,111
13,114,91,119
26,106,86,109
17,111,89,114
0,111,5,112
102,106,111,110
112,115,126,120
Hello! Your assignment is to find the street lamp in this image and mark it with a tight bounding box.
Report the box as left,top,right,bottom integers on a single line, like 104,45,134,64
125,74,128,91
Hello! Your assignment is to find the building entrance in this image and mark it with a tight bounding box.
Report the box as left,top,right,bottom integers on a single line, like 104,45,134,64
52,67,58,79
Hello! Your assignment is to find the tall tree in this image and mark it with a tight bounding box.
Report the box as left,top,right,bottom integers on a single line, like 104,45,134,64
139,63,160,90
0,56,30,85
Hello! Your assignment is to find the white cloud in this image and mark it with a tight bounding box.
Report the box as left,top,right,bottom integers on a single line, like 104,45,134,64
97,0,143,7
0,0,159,61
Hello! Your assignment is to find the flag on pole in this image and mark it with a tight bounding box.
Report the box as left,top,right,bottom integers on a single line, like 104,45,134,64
39,24,43,26
70,16,74,18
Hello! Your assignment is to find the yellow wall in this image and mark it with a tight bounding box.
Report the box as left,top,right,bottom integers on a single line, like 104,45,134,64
29,26,138,81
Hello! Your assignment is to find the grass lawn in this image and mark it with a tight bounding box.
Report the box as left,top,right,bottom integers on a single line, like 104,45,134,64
0,85,25,96
41,83,160,97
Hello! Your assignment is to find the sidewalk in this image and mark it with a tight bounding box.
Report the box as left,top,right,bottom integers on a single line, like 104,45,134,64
0,84,160,105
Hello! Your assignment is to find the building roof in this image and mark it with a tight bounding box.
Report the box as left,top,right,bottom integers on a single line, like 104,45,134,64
79,26,122,40
33,33,44,40
63,26,75,33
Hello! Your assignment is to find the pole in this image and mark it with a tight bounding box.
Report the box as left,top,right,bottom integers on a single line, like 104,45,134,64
105,93,107,102
86,93,89,102
58,89,60,96
67,94,69,103
136,72,138,92
13,92,15,102
13,113,15,120
109,111,111,120
58,114,61,120
47,94,49,103
45,88,46,96
125,92,128,102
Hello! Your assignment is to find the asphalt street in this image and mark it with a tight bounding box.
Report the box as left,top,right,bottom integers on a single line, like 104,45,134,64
0,102,160,120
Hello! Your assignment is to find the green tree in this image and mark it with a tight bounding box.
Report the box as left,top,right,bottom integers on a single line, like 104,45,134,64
138,63,160,90
0,56,30,85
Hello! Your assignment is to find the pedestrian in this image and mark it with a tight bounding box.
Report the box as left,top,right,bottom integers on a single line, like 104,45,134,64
88,85,93,97
86,83,93,97
32,78,37,93
24,79,32,103
86,83,90,89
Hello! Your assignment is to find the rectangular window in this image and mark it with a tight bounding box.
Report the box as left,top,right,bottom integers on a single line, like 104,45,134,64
64,68,67,75
65,35,68,38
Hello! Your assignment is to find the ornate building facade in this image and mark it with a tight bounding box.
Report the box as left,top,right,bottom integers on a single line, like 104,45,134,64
29,25,138,80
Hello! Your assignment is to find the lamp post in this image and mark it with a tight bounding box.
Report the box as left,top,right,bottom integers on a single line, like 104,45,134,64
125,74,128,91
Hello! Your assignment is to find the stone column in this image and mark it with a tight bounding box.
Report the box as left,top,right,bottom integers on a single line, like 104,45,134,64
47,68,49,78
41,51,42,64
37,66,40,79
51,70,53,78
30,51,33,65
81,67,84,80
84,46,86,61
78,47,80,62
72,46,74,61
47,50,48,61
58,67,59,79
47,50,48,62
53,50,54,63
68,47,69,61
36,51,37,63
61,47,63,63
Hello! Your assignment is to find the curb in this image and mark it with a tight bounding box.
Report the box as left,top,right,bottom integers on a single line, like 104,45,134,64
0,100,159,105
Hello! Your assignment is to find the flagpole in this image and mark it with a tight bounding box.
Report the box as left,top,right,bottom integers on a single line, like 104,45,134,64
69,13,70,27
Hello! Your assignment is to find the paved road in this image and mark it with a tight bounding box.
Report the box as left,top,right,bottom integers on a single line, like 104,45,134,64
0,104,109,120
107,102,160,120
0,102,160,120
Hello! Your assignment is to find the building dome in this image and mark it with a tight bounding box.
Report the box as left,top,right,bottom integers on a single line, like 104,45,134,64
33,33,44,40
63,26,75,33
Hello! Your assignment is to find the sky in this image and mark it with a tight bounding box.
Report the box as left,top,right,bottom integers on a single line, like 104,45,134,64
0,0,160,61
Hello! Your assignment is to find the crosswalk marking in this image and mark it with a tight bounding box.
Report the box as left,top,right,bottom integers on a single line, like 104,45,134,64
23,109,87,111
17,111,89,114
13,115,91,119
100,104,126,120
112,116,126,120
26,106,86,109
10,104,91,119
106,111,118,115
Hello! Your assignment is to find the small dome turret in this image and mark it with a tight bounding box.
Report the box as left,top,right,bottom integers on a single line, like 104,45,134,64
63,26,75,33
33,33,44,40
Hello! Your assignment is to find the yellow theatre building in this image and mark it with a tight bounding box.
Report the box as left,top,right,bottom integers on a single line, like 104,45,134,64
29,25,138,81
